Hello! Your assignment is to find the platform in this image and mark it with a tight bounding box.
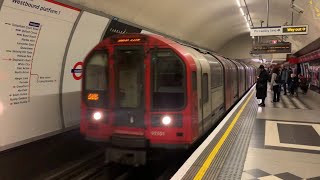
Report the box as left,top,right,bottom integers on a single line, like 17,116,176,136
172,86,320,180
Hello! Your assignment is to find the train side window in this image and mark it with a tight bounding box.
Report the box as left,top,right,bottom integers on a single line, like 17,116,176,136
151,49,186,109
192,72,197,90
202,73,208,104
204,54,223,89
209,62,223,88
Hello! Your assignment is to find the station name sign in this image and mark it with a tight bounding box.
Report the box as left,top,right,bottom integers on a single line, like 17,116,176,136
250,25,308,36
251,42,291,54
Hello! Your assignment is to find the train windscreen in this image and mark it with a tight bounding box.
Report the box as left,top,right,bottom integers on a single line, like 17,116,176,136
84,51,108,107
114,48,144,109
151,50,185,110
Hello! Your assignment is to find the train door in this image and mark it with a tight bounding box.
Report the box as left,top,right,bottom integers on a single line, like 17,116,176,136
200,61,211,132
113,46,145,128
183,47,211,134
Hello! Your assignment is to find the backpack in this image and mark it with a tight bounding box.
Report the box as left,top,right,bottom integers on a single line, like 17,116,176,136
275,73,282,84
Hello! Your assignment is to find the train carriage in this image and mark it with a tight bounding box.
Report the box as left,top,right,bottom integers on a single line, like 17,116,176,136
80,33,256,165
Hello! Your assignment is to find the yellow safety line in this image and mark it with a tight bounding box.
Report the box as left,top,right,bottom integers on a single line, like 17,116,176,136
193,92,254,180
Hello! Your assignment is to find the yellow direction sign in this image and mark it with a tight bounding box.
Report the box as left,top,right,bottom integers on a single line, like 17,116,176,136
282,25,308,35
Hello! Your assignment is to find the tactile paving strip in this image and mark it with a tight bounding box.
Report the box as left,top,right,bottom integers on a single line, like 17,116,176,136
216,97,258,180
182,92,257,179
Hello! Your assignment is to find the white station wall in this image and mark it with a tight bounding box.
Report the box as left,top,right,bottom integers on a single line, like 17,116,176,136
0,0,79,148
62,12,110,127
0,0,160,150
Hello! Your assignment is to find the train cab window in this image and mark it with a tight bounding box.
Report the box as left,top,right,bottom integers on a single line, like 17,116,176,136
85,51,108,91
84,51,108,107
202,73,209,104
151,50,186,109
114,48,144,108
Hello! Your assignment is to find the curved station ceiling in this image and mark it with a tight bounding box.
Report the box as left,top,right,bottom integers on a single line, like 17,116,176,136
68,0,320,61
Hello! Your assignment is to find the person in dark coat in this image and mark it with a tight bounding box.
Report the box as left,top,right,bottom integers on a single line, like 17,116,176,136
256,65,269,107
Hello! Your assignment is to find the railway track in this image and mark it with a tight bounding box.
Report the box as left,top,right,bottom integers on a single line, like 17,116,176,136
42,149,105,180
40,148,192,180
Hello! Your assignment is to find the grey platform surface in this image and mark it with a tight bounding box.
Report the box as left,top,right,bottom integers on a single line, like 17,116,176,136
172,87,320,180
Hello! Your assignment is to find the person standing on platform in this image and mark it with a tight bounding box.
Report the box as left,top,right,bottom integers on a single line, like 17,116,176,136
256,65,269,107
270,67,281,102
287,68,293,91
289,73,299,96
281,67,288,95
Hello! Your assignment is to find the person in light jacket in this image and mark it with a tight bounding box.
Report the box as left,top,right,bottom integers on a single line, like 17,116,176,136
270,67,280,102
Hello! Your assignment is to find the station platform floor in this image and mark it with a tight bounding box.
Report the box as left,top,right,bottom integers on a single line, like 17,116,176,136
172,85,320,180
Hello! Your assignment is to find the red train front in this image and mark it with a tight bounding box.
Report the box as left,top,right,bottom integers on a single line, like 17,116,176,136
80,34,198,165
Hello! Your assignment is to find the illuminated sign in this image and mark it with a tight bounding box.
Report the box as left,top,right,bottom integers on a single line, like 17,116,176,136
117,38,141,43
87,93,99,101
282,25,308,35
251,42,291,54
250,25,308,36
112,37,146,43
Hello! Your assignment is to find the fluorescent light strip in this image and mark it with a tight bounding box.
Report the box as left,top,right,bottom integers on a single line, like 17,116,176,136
237,0,251,30
240,7,245,16
236,0,241,7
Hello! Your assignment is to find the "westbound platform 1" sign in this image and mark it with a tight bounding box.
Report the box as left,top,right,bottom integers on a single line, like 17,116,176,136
250,25,308,36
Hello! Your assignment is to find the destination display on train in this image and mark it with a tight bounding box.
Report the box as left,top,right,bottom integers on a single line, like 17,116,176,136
251,42,292,54
112,37,146,43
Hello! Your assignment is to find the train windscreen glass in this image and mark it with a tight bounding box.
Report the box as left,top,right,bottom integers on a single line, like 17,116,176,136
152,50,185,109
115,48,144,109
84,51,108,107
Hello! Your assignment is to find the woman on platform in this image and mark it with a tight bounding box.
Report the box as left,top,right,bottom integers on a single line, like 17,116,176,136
270,67,281,102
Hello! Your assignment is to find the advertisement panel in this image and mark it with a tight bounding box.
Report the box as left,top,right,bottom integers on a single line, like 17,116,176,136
62,11,110,127
0,0,79,148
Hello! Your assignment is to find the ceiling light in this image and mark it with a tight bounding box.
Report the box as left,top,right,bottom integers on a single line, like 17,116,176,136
246,22,250,29
236,0,241,7
240,8,245,16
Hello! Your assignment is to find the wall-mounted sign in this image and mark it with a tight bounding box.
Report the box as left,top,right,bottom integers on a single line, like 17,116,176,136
71,61,83,80
250,25,308,36
251,42,292,54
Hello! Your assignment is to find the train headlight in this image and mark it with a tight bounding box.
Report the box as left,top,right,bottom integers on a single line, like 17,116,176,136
162,116,172,126
93,112,102,121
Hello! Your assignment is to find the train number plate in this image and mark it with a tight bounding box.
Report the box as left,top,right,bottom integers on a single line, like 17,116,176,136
151,131,165,136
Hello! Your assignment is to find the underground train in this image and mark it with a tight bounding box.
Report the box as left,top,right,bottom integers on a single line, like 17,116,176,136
80,33,256,165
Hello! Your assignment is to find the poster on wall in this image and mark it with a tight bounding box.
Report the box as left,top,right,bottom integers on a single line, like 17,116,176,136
0,0,79,148
102,18,142,39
